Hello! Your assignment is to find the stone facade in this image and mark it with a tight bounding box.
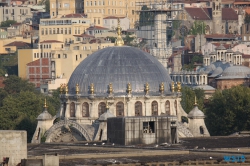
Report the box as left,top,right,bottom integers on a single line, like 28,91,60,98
0,130,27,166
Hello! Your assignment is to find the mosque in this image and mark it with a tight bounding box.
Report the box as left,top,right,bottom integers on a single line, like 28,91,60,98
32,21,210,144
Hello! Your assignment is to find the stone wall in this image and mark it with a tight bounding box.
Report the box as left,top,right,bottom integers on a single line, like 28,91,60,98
0,130,27,166
216,79,245,90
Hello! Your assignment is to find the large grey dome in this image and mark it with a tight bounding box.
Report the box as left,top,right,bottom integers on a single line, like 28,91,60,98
217,66,250,79
68,46,172,96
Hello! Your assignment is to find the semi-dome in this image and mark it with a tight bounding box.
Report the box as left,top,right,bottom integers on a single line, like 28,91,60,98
68,46,172,96
37,111,52,120
217,66,250,79
209,67,223,77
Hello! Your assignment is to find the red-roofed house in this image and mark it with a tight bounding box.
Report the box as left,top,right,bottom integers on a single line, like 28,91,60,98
178,2,242,35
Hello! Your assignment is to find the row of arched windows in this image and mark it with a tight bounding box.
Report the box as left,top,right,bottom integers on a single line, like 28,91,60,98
63,100,177,118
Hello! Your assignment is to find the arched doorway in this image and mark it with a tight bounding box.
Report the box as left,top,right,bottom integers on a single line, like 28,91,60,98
135,101,142,116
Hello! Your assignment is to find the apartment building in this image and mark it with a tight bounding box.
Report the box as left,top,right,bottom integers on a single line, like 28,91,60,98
84,0,139,28
49,0,83,18
0,6,32,23
39,13,103,43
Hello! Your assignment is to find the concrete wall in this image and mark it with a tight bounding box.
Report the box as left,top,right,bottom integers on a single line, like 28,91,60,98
0,130,27,166
107,116,178,145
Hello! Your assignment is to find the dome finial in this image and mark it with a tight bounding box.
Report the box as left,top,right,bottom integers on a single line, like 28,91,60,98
44,98,48,109
194,95,198,106
114,18,124,46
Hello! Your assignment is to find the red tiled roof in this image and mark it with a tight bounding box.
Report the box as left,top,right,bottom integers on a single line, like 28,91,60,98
4,41,31,47
73,34,95,38
40,40,63,43
242,54,250,58
212,43,238,49
86,26,109,30
103,16,126,19
12,23,22,26
185,7,238,20
62,13,87,18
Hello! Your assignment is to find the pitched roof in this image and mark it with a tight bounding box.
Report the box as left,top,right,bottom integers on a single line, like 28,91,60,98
103,16,126,19
86,26,109,30
40,40,63,43
212,42,238,49
4,41,31,47
62,13,87,18
185,7,238,20
204,34,240,39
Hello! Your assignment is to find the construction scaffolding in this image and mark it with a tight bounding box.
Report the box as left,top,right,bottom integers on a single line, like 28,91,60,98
135,0,183,68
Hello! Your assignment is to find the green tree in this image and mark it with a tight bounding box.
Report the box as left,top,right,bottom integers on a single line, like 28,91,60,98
0,20,17,27
182,55,203,71
3,75,36,94
181,86,205,114
189,21,206,35
45,0,50,12
205,86,250,136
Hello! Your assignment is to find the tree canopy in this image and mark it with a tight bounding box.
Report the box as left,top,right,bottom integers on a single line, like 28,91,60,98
0,75,60,142
138,5,155,26
0,20,17,27
189,21,206,35
181,86,205,114
205,86,250,136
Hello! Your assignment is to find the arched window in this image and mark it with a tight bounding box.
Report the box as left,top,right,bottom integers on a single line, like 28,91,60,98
70,102,75,117
165,100,170,115
200,126,204,134
63,102,66,117
151,101,158,115
116,102,124,117
135,101,142,116
98,102,106,116
174,100,177,115
82,102,89,117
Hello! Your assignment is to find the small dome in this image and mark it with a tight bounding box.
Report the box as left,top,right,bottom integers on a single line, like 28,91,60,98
216,45,226,50
37,111,52,120
233,51,242,55
188,106,205,119
209,67,223,77
99,110,115,121
209,51,216,55
226,49,234,53
217,65,250,79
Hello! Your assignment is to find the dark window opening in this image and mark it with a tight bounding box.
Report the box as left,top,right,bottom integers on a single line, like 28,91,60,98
143,121,155,133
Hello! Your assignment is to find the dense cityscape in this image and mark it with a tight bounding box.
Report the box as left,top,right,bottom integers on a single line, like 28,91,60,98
0,0,250,165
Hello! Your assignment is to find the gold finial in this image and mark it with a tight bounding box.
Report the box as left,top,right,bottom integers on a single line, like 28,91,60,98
194,95,197,106
106,101,109,110
171,82,175,93
60,84,63,94
145,82,149,94
64,84,68,94
108,83,113,94
90,83,94,94
114,18,124,46
159,82,164,93
177,82,181,92
127,82,132,94
76,83,79,94
44,98,48,108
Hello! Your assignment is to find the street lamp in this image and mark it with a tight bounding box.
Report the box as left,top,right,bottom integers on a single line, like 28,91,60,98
5,73,8,78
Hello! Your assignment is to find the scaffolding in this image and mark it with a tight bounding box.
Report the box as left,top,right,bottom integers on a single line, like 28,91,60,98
135,0,183,68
